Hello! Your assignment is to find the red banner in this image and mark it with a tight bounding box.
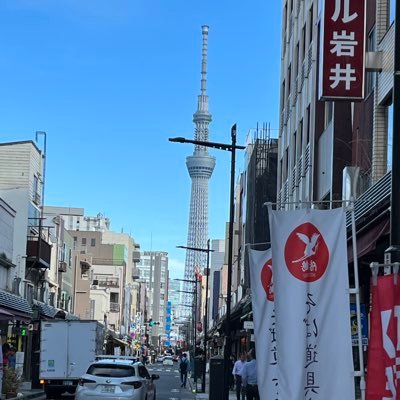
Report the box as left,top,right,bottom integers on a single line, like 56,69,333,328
320,0,366,100
366,275,400,399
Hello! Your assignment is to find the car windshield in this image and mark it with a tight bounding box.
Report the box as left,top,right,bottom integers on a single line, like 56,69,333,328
87,364,136,378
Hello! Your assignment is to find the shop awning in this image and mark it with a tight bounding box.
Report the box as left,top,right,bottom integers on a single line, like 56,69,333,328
347,218,390,263
0,289,33,320
33,300,61,319
0,307,14,320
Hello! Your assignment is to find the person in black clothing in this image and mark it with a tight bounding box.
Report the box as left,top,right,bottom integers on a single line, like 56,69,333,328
179,353,189,388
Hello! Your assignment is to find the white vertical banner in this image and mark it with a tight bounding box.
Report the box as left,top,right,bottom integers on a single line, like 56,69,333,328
269,208,354,400
249,248,279,400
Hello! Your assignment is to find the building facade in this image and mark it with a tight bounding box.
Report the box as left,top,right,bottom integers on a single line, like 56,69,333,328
138,251,168,346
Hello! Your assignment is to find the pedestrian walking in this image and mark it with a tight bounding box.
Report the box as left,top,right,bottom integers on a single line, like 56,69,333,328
8,347,16,369
229,355,235,390
179,353,189,388
241,348,259,400
2,343,10,367
232,353,246,400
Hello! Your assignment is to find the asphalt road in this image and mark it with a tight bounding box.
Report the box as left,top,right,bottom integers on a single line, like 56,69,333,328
33,362,196,400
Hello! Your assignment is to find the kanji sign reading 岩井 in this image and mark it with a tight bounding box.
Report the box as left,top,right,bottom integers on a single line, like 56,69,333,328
320,0,366,100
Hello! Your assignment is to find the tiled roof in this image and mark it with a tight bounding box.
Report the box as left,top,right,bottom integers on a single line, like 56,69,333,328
0,290,33,315
33,300,59,318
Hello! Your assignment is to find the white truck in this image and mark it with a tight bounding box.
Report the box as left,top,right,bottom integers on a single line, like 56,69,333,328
39,320,104,399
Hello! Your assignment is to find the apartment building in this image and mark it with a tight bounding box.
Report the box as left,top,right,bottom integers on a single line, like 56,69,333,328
278,0,396,207
138,251,169,346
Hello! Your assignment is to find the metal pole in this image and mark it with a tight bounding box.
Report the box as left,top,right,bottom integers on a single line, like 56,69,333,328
193,280,197,391
202,239,210,393
223,124,237,400
387,0,400,259
350,199,365,400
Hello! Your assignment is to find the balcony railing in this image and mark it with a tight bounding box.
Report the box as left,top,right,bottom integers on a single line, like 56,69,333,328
26,236,51,269
93,277,120,287
110,302,120,313
297,156,303,185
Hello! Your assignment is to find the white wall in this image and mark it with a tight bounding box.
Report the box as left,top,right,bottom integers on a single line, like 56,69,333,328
90,290,109,322
0,188,30,292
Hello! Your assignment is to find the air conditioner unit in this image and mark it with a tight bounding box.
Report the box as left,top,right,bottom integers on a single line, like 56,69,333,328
92,285,98,290
81,274,89,280
58,261,67,273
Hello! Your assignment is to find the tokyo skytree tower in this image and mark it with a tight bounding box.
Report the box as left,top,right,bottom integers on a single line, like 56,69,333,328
183,25,215,313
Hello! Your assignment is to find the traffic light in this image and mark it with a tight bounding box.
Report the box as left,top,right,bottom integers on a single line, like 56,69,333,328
21,327,27,336
149,319,155,327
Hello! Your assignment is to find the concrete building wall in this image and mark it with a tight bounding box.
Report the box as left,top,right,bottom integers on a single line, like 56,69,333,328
0,188,33,295
90,290,109,322
0,198,16,290
0,141,43,204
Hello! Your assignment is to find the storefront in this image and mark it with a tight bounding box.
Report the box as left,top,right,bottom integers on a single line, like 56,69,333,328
0,289,33,383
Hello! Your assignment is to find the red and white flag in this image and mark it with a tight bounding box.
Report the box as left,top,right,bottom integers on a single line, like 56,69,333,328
366,275,400,399
249,248,279,400
269,208,354,400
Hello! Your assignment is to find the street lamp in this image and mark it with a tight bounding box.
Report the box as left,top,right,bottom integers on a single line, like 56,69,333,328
170,124,245,400
176,241,214,393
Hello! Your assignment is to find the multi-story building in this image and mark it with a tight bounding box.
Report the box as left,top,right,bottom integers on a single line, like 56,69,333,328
0,198,16,291
277,0,396,207
276,0,398,380
138,251,169,346
207,239,224,329
0,140,51,381
45,207,141,335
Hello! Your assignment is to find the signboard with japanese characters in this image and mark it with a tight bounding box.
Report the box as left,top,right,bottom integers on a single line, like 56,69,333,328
320,0,366,100
366,275,400,399
269,208,355,400
249,249,279,400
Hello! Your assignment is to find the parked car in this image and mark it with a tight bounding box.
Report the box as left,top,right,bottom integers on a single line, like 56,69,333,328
75,357,159,400
162,356,174,366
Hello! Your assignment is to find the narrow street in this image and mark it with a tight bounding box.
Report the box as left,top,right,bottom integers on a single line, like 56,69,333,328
31,363,196,400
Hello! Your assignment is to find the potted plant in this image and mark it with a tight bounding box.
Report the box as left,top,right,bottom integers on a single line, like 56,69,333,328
2,367,19,399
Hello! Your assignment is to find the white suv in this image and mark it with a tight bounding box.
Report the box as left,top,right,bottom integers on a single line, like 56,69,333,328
75,357,159,400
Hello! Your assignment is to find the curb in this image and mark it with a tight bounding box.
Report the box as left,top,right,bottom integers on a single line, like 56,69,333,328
6,392,44,400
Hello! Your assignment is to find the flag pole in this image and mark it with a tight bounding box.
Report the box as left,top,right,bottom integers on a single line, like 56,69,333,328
350,198,365,400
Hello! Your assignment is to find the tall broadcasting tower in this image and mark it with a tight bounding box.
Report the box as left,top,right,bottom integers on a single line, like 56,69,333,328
183,25,215,313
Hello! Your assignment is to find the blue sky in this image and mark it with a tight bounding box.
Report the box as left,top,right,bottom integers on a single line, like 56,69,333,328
0,0,282,278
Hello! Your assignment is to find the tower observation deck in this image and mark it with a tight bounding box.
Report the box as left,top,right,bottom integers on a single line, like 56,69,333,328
183,25,216,315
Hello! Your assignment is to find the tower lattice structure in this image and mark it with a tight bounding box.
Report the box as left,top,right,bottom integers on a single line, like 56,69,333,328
183,25,215,318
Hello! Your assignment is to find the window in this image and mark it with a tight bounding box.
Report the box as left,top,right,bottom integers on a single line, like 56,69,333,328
91,238,96,247
306,106,311,144
309,5,313,46
293,131,297,162
324,102,333,129
366,27,376,96
299,119,303,154
82,237,87,246
110,293,119,302
138,366,150,379
87,364,135,377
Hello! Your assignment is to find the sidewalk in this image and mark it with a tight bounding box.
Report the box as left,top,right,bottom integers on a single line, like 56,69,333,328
3,389,44,400
189,372,236,400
